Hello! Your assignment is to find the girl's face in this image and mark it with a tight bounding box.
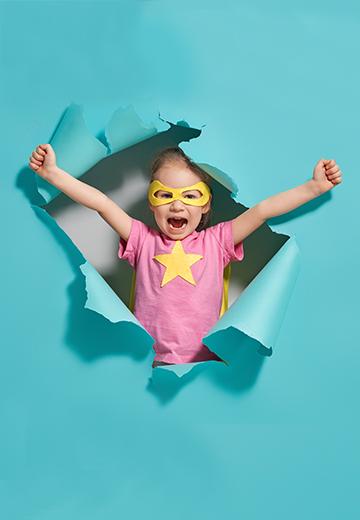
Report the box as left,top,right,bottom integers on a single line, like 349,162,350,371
149,162,211,240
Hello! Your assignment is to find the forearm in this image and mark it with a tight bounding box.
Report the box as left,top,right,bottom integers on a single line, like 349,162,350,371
258,179,324,219
46,166,106,211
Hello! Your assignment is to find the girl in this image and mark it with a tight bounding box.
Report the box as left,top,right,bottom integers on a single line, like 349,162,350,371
29,144,343,367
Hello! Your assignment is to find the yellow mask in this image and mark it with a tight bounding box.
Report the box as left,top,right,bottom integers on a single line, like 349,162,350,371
148,179,211,207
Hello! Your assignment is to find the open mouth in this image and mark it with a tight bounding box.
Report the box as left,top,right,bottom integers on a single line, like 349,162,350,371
167,217,188,230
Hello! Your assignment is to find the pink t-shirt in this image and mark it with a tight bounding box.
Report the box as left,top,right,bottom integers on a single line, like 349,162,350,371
118,218,244,364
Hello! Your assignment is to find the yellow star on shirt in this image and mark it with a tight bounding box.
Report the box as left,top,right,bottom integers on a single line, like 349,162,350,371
153,240,203,287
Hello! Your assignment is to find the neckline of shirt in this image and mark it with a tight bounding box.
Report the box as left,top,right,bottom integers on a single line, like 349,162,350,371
159,228,200,244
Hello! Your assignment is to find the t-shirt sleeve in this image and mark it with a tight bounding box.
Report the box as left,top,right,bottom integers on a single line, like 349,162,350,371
209,219,245,267
117,218,150,268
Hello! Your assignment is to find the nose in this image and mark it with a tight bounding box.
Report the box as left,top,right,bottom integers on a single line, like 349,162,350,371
169,199,186,211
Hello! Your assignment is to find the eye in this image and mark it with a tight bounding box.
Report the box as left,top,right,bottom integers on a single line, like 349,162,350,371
154,190,172,199
183,190,202,199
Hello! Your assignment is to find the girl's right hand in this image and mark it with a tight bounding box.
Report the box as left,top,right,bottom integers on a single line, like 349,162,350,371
28,143,57,179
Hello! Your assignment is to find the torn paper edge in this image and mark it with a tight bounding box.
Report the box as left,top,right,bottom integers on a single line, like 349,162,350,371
32,103,300,378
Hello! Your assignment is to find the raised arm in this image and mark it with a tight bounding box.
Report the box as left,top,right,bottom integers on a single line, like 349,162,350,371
232,158,343,245
28,143,132,241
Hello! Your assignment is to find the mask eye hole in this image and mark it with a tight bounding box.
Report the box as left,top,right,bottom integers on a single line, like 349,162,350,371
183,190,202,199
154,190,173,199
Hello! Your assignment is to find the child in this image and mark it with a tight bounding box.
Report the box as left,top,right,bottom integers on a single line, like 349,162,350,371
29,144,343,367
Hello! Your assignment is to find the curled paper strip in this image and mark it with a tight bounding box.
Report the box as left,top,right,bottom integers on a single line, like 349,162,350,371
203,236,300,363
36,105,108,204
35,103,300,379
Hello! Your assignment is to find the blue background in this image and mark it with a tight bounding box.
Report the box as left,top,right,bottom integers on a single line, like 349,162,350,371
1,1,359,518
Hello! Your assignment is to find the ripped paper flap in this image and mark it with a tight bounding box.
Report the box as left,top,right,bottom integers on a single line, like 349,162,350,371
35,103,300,378
204,236,300,363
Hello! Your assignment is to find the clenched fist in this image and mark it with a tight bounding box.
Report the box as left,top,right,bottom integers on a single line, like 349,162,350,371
312,158,343,194
28,143,57,179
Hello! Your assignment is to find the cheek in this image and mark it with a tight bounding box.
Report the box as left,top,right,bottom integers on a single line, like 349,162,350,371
154,206,168,219
189,208,203,220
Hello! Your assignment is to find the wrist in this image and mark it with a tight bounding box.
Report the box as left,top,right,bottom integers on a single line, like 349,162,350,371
45,165,62,181
306,179,327,197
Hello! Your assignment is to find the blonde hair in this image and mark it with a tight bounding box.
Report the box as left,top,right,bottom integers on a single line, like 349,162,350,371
150,147,212,231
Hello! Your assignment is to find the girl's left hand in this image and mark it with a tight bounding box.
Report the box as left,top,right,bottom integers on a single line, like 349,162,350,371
313,158,343,194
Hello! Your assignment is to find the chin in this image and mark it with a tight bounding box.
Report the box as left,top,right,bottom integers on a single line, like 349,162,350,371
165,229,187,240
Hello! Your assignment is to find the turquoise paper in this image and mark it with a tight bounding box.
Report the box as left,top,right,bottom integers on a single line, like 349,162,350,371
2,2,356,517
